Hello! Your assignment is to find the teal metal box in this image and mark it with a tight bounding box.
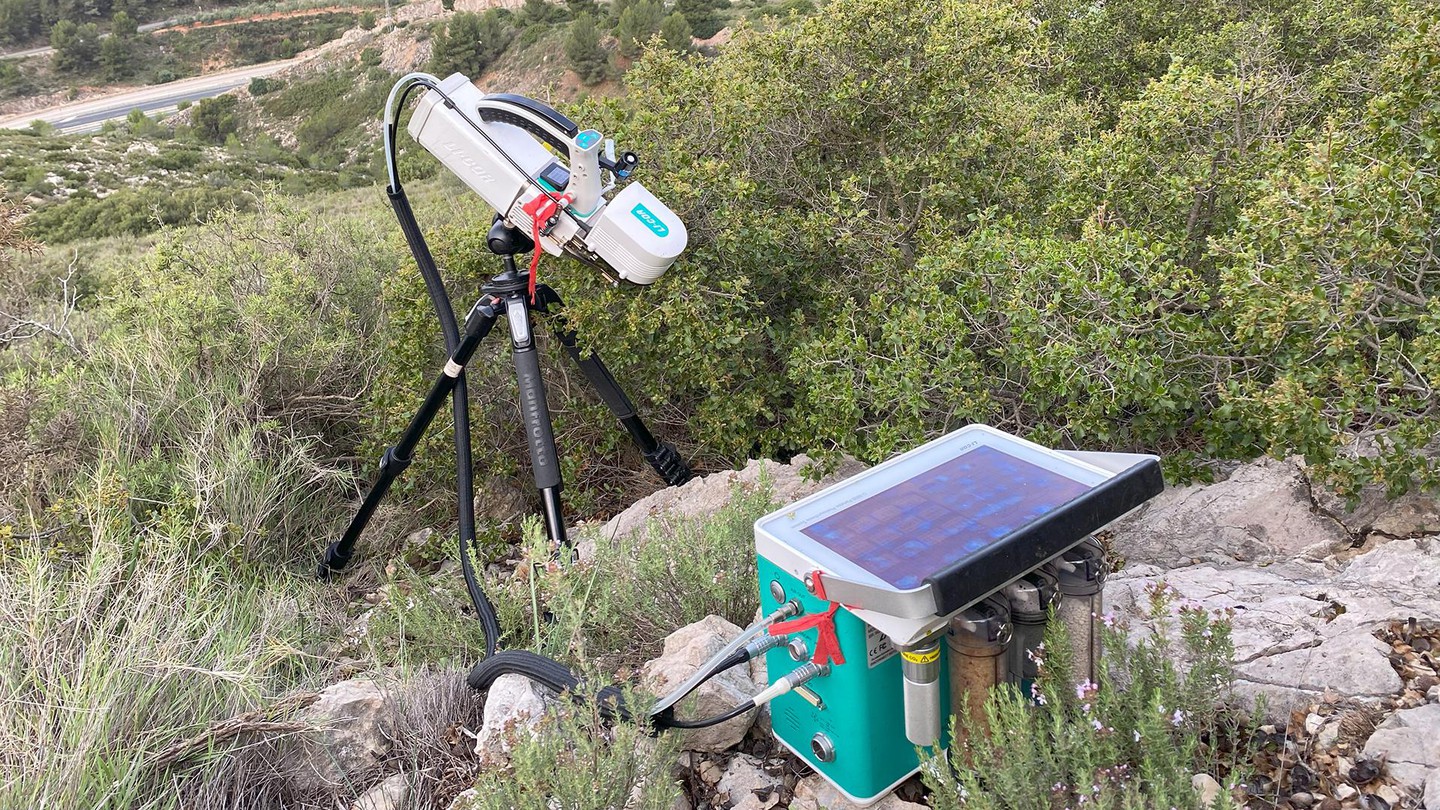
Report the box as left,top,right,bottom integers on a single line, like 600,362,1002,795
757,557,949,805
751,425,1165,806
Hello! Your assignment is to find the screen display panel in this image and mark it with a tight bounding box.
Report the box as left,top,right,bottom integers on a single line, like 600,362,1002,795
796,445,1093,589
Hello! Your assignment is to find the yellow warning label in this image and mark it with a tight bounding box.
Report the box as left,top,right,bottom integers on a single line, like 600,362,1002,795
901,649,940,664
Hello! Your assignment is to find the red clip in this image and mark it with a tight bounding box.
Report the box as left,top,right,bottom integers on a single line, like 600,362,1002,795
519,193,572,304
769,602,846,667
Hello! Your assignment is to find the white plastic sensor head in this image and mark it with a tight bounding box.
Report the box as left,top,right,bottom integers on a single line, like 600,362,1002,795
583,184,688,285
404,73,688,285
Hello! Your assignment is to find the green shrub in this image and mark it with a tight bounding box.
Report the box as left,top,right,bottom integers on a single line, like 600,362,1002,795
248,76,282,96
498,0,1440,496
487,479,775,668
8,195,397,559
458,695,681,810
190,94,242,144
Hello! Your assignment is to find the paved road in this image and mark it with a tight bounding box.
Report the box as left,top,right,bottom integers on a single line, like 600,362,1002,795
0,58,298,134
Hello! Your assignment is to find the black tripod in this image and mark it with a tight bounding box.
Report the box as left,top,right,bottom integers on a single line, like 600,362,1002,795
317,216,691,581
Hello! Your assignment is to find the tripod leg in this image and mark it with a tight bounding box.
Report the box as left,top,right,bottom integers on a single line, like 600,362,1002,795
503,294,569,548
533,285,692,487
318,297,503,579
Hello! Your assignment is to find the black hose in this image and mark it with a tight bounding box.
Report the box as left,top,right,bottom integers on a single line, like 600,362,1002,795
387,183,501,658
468,650,632,721
655,701,756,730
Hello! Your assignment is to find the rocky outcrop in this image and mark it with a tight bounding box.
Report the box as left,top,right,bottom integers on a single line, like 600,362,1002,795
577,454,866,562
789,774,927,810
350,773,411,810
1107,455,1440,801
1362,703,1440,793
715,753,782,810
1107,456,1351,568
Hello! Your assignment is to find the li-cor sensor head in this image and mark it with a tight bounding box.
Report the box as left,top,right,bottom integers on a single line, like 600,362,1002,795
403,73,687,284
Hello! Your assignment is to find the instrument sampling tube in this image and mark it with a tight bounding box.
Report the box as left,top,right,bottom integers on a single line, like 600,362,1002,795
1001,565,1060,696
946,596,1011,746
1055,538,1109,686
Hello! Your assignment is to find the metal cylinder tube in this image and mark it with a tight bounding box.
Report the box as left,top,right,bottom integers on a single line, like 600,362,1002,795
900,638,943,747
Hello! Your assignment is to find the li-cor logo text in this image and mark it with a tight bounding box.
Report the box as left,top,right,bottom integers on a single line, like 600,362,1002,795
440,140,495,185
631,203,669,237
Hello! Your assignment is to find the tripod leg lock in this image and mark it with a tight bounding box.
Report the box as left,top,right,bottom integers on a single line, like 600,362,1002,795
643,442,693,487
317,541,354,580
379,446,413,476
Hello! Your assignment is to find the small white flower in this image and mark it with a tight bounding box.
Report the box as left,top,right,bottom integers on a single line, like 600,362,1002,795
1170,708,1187,727
1031,682,1048,705
1133,729,1141,742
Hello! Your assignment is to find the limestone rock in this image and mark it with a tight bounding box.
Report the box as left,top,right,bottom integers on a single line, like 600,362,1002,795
1423,769,1440,810
1104,546,1440,718
287,679,395,793
789,774,927,810
1361,703,1440,792
447,788,478,810
577,455,866,561
351,773,410,810
1311,474,1440,540
1192,773,1223,808
475,673,555,766
1107,457,1350,568
641,615,761,752
715,754,780,810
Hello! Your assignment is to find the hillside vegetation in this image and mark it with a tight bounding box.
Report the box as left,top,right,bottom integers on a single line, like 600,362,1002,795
0,0,1437,806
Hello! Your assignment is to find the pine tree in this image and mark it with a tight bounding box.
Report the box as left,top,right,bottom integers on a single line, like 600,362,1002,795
0,0,42,44
519,0,567,26
564,0,599,18
607,0,635,27
675,0,723,39
659,10,690,52
98,31,129,78
564,12,607,83
614,0,662,58
109,8,134,37
430,9,514,77
50,19,100,72
98,9,134,79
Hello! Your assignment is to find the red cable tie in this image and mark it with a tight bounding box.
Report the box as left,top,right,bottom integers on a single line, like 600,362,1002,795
768,602,846,667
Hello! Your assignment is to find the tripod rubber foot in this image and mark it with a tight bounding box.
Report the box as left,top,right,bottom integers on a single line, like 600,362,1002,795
316,541,354,581
643,442,692,487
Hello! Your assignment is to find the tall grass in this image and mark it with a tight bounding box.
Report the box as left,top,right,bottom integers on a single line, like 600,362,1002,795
0,515,336,809
0,194,397,808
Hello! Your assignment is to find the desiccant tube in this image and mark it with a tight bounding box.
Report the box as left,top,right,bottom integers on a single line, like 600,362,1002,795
1001,564,1060,698
1055,537,1108,686
946,595,1011,746
900,637,943,747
